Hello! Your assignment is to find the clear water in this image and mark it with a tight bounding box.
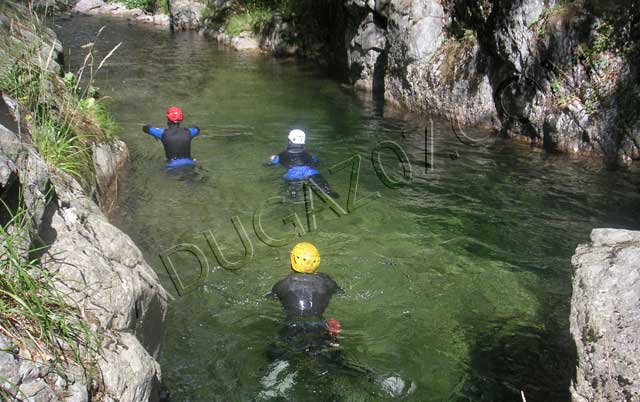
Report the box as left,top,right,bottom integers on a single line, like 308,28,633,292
55,16,640,402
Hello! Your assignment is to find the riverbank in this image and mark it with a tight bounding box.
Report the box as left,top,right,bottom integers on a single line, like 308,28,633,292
70,0,640,165
47,7,640,402
0,2,169,400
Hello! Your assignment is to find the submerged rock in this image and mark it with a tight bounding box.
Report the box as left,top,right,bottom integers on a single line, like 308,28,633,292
570,229,640,402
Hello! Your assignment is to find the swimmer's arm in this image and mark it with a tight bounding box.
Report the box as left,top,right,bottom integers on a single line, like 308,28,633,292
189,127,200,137
143,125,164,139
265,289,281,300
264,154,280,167
320,273,345,296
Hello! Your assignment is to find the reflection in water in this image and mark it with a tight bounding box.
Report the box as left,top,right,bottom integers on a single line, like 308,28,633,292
54,15,640,402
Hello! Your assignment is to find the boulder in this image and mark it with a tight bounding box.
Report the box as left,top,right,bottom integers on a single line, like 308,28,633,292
93,139,129,207
570,229,640,402
72,0,107,14
260,15,299,58
231,32,261,51
0,115,169,401
170,0,205,31
73,0,170,26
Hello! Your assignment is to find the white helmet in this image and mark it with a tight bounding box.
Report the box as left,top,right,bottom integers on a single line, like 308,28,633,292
288,129,306,145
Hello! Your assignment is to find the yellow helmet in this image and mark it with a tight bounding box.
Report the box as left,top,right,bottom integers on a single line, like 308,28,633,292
290,242,320,273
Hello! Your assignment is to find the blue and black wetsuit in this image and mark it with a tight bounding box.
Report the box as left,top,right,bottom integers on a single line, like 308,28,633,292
143,123,200,169
268,144,338,198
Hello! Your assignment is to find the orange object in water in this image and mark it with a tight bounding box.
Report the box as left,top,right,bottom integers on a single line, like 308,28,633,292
326,318,341,336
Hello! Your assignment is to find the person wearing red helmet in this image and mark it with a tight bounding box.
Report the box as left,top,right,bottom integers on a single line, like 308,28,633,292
143,106,200,169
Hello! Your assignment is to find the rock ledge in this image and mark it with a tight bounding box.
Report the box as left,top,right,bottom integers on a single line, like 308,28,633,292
570,228,640,402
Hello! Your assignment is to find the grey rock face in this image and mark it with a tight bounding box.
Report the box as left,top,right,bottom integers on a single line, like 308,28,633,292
98,333,162,402
344,0,499,126
347,11,386,91
170,0,205,31
337,0,639,160
1,111,169,400
72,0,171,27
0,2,64,75
93,140,129,207
571,229,640,402
260,15,300,58
0,333,88,402
72,0,107,14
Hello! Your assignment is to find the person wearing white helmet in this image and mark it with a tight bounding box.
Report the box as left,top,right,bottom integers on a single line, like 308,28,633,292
266,129,338,200
287,129,306,145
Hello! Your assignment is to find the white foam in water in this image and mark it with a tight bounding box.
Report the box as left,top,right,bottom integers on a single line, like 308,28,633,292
379,375,416,398
257,360,297,400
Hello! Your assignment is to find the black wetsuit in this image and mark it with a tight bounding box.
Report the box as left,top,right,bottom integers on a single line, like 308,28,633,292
269,272,341,360
143,123,200,169
272,272,339,319
268,144,338,200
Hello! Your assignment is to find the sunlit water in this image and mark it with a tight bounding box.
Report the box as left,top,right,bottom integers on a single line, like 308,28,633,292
55,16,640,402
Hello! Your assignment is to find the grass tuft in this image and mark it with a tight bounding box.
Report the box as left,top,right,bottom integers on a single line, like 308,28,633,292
0,2,120,187
0,201,97,392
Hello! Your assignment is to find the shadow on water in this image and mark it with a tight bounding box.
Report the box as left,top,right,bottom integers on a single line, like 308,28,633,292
456,318,577,402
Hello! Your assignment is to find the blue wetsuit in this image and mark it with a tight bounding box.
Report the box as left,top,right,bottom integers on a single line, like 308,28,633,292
143,123,200,169
268,144,320,180
267,144,338,198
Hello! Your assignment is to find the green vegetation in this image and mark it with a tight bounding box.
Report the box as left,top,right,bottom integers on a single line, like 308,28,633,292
530,1,579,38
225,7,273,36
105,0,168,12
0,1,119,187
202,0,313,36
439,33,477,85
0,203,97,391
550,79,562,94
578,20,614,69
106,0,156,11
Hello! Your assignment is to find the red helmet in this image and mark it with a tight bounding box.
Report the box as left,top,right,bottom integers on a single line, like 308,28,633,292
166,106,184,123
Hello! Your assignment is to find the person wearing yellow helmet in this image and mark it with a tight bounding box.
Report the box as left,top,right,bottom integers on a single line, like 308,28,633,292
260,242,414,399
270,242,340,320
260,242,346,398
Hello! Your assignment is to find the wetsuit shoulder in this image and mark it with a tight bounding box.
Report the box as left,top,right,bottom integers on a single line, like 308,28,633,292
272,276,288,295
272,273,337,318
315,272,339,294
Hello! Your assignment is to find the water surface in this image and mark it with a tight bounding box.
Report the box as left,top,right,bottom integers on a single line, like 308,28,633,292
55,16,640,402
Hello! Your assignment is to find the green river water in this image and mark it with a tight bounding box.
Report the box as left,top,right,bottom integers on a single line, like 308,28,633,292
56,16,640,402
